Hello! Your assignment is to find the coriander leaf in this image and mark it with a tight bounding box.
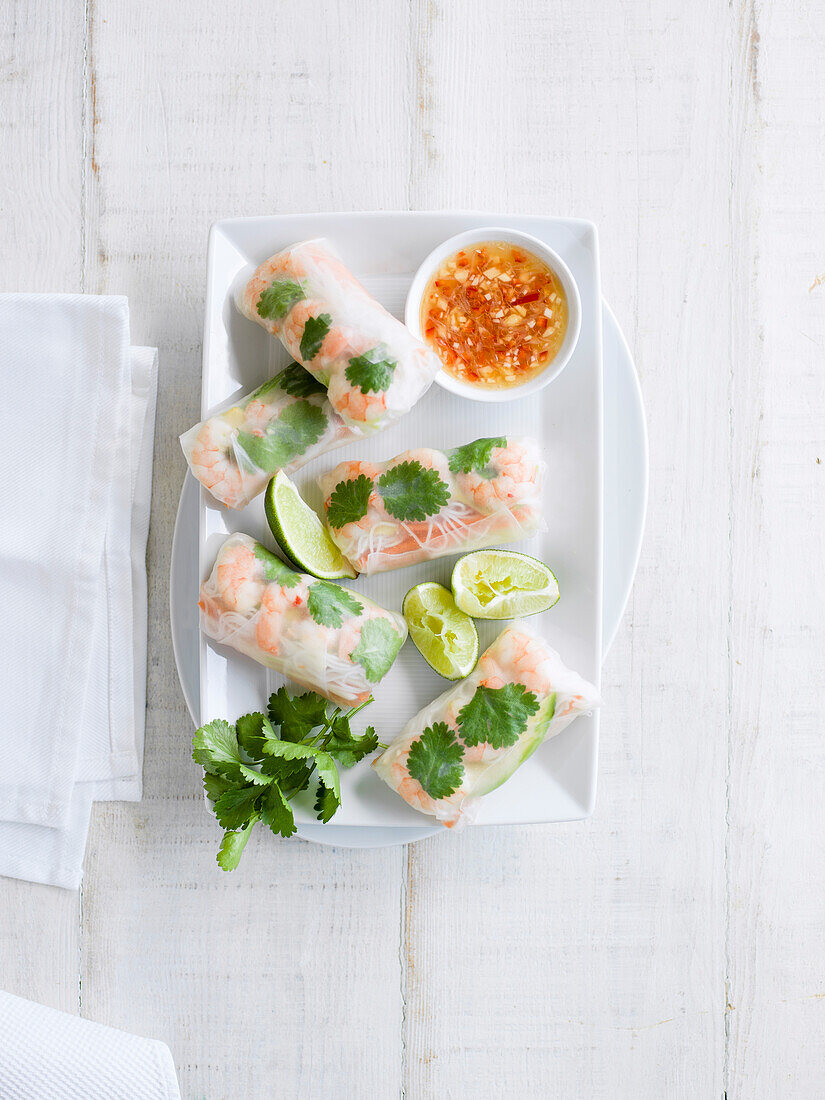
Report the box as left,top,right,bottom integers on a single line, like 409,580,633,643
260,752,313,793
314,782,341,823
311,749,340,803
259,784,297,838
257,278,305,321
326,473,373,529
213,785,264,830
407,723,465,799
237,400,327,473
273,361,327,398
235,712,269,759
268,687,329,743
349,618,404,683
247,376,282,402
325,720,379,768
345,349,397,394
307,580,363,628
261,740,339,801
217,816,258,871
192,719,270,785
260,740,317,762
377,461,450,522
299,313,332,361
253,543,300,587
447,436,507,474
457,683,540,750
203,771,240,804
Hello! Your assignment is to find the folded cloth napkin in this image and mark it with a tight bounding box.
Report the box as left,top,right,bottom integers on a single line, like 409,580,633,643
0,991,180,1099
0,296,157,888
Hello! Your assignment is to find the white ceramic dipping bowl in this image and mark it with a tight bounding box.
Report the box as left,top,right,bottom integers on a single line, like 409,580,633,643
405,227,582,403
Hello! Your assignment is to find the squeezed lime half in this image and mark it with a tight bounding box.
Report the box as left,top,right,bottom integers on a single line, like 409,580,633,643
402,581,479,680
451,549,559,619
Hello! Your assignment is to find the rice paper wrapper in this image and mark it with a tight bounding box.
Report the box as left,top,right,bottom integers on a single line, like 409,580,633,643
238,239,440,434
318,436,546,575
180,363,360,509
372,621,600,827
199,532,407,707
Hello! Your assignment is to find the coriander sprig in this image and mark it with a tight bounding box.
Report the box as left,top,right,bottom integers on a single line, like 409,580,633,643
193,688,379,870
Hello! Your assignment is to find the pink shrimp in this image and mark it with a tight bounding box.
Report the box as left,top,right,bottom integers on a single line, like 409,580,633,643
453,439,541,512
255,578,310,656
188,418,247,509
215,541,267,613
242,242,369,337
479,628,554,696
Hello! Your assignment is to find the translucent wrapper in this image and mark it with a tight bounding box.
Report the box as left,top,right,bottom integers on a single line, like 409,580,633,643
180,363,358,510
372,622,600,827
238,239,440,433
199,533,407,707
318,436,545,575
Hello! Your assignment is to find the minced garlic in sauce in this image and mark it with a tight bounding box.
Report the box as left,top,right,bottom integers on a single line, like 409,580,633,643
421,241,568,389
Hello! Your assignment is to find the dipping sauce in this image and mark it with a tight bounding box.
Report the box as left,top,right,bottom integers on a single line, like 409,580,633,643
420,241,569,389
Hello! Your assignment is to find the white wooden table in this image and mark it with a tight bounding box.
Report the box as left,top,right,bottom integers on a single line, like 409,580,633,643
2,2,824,1096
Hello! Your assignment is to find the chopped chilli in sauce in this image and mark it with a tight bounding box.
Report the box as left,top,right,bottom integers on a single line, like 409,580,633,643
421,241,569,389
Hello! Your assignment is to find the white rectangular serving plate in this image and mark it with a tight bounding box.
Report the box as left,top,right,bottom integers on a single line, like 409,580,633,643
200,212,602,827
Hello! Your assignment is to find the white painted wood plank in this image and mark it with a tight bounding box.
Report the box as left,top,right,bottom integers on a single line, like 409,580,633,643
727,2,825,1095
79,2,413,1094
403,1,730,1095
0,0,85,1013
1,0,823,1096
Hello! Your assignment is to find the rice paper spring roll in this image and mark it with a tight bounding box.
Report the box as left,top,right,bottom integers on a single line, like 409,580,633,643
239,239,440,434
181,363,358,510
199,533,407,707
318,436,545,575
372,622,599,827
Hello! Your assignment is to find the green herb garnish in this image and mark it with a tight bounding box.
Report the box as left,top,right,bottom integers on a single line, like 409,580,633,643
299,314,332,361
237,401,327,472
350,617,405,682
345,349,397,394
257,278,305,322
273,361,327,398
447,436,507,475
407,722,465,799
306,580,363,628
377,460,450,522
194,690,376,870
457,682,540,750
326,473,374,529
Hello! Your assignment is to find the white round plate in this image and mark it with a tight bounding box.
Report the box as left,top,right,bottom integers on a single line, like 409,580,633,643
170,300,647,849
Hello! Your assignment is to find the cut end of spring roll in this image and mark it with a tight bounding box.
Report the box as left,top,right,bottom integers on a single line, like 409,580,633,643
180,364,359,509
372,622,599,827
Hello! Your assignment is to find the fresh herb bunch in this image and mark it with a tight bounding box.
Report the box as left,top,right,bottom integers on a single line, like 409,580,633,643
193,688,380,871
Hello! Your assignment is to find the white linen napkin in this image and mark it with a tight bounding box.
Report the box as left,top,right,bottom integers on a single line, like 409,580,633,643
0,297,157,888
0,991,180,1100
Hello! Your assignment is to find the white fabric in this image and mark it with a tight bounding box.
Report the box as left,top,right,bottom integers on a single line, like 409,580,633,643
0,297,157,888
0,991,180,1100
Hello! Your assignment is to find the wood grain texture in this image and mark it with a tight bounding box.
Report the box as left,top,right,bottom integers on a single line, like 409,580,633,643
0,0,823,1095
403,4,730,1094
0,0,84,1014
727,1,825,1096
78,2,412,1096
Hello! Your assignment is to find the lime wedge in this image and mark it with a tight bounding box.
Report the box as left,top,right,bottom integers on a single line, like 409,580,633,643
264,471,357,579
451,549,560,619
402,582,479,680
